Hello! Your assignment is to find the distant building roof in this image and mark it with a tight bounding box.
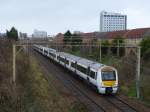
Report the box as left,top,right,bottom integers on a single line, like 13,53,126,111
53,28,150,43
83,28,150,39
124,28,150,39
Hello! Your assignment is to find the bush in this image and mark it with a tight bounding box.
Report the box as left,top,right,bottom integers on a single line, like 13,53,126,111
143,48,150,60
140,38,150,60
101,40,110,55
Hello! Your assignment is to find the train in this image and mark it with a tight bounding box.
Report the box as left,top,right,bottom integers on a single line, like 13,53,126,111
34,45,118,94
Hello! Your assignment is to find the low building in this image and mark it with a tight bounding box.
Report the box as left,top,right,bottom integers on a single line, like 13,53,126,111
53,33,64,44
53,28,150,45
19,32,27,39
32,29,47,38
0,33,6,38
124,28,150,45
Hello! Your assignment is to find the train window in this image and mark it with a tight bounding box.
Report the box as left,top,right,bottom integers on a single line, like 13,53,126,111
57,56,60,60
53,54,56,58
44,50,48,54
59,57,65,63
50,52,56,58
87,67,90,76
90,70,95,79
101,71,116,81
71,62,76,68
77,64,87,74
65,59,69,65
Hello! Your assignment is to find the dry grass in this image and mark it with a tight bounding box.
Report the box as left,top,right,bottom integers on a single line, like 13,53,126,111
0,39,17,112
0,40,88,112
17,49,88,112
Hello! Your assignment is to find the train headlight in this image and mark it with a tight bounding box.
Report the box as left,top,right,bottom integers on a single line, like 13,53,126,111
113,83,118,87
100,82,104,86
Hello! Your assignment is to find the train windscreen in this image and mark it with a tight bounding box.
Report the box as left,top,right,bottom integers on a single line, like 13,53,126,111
101,71,116,81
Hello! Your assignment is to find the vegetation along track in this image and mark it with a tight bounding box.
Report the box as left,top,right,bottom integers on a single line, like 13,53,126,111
105,96,137,112
32,49,105,112
32,48,139,112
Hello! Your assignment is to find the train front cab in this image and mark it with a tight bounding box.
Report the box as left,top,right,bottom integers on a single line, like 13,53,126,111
97,66,118,94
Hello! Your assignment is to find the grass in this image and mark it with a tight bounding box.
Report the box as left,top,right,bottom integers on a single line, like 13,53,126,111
0,40,17,112
127,82,136,98
69,102,88,112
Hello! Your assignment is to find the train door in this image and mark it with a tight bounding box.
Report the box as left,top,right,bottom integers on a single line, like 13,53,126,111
86,67,90,82
75,61,77,73
89,69,97,86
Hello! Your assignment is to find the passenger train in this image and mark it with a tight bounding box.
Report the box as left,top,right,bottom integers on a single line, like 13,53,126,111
34,45,118,94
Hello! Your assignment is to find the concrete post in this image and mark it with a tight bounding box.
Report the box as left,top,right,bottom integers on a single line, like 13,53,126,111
99,41,102,62
13,44,16,84
136,47,141,98
117,40,120,57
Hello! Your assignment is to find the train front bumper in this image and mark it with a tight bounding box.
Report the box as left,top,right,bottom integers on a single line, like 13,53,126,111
98,86,118,94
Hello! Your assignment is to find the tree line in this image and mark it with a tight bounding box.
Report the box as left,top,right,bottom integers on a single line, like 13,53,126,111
63,30,82,51
63,30,150,60
63,30,82,45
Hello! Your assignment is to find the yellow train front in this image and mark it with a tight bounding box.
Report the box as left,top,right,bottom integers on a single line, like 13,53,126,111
97,66,118,94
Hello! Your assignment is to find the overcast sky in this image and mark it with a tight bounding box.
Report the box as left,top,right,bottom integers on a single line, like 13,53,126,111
0,0,150,35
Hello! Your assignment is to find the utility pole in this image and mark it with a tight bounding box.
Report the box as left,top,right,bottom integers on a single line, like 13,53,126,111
13,44,16,84
136,46,141,99
99,40,102,62
117,40,120,57
12,44,24,84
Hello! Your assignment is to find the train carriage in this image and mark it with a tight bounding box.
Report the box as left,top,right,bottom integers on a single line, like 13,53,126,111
34,45,118,94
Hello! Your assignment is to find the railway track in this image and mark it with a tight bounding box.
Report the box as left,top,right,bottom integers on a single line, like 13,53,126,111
105,96,137,112
32,49,139,112
32,50,105,112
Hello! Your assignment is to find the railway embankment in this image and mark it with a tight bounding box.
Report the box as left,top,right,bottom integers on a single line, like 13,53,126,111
0,39,16,112
0,39,88,112
17,51,88,112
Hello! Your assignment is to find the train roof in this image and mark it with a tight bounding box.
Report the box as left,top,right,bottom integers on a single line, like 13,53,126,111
58,52,105,70
48,48,56,52
41,46,56,52
36,45,114,71
58,52,81,61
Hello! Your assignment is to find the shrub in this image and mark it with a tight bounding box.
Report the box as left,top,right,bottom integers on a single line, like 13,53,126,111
140,38,150,60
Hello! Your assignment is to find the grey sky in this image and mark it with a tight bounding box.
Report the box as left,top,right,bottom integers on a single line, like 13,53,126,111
0,0,150,35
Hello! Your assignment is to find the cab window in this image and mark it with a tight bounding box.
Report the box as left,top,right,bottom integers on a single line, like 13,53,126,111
101,71,116,81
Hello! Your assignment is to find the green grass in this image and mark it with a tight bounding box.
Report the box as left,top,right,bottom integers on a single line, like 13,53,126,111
128,83,137,98
69,50,81,57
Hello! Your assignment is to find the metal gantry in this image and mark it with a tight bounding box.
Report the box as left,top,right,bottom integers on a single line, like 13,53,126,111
12,41,141,98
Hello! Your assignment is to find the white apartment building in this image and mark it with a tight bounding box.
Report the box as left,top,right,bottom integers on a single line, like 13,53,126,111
32,29,47,38
100,11,127,32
